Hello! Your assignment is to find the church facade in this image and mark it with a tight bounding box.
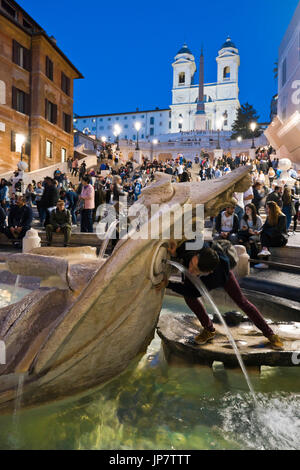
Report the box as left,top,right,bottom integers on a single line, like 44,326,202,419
74,36,240,141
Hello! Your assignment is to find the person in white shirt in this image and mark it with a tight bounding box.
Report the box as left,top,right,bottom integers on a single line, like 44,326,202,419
234,187,254,225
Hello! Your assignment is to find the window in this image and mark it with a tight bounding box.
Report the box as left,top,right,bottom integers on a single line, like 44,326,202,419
61,72,70,96
92,126,96,131
150,128,154,136
116,117,119,120
46,140,53,158
12,40,31,71
150,117,155,125
23,18,32,30
99,126,104,130
282,58,287,87
108,118,111,121
124,117,127,120
132,116,136,119
169,121,172,129
141,115,145,119
223,66,230,79
2,0,16,18
0,80,5,105
63,112,71,133
45,99,57,124
46,56,53,81
179,72,185,84
12,87,30,115
61,147,66,162
124,125,128,129
141,134,144,139
160,122,162,126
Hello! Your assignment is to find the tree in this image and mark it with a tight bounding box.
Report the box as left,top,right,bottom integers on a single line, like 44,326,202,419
231,103,263,140
273,61,278,80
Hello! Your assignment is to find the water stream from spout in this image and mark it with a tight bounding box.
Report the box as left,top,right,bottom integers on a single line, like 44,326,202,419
11,373,26,448
167,260,258,406
98,220,119,259
10,275,20,305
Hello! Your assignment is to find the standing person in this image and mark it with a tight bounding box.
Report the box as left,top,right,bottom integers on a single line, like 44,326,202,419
238,203,263,259
255,201,288,268
0,179,9,212
252,182,264,214
156,241,284,350
46,200,72,247
80,176,95,233
266,186,283,208
213,204,239,244
25,183,35,207
34,182,44,225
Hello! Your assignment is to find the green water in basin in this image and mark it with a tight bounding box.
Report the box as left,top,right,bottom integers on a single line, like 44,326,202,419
0,293,299,450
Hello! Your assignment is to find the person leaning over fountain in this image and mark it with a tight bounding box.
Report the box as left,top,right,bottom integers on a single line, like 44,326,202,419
46,200,72,247
4,195,32,248
156,240,284,350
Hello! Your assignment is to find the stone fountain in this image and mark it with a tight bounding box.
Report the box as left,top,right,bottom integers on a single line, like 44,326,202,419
0,167,254,413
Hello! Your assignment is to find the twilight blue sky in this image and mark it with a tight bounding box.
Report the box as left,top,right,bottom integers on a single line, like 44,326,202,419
21,0,299,122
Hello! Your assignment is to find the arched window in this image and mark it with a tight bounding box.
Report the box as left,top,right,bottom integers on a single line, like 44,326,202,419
223,66,230,79
0,81,6,105
179,72,185,85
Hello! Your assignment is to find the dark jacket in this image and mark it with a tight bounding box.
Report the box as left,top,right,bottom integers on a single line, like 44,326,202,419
215,211,239,235
8,205,32,228
168,241,231,298
49,209,72,229
261,214,287,237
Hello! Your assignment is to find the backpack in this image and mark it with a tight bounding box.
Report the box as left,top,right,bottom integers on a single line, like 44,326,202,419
211,240,239,269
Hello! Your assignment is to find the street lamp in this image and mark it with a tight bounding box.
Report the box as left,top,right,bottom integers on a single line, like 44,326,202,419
216,117,224,149
134,121,142,150
151,138,158,161
178,115,184,131
237,136,242,144
250,122,257,149
113,124,121,151
101,136,107,143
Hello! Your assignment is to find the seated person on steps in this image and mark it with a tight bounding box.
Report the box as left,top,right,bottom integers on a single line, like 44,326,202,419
213,204,239,244
46,200,72,247
4,195,32,247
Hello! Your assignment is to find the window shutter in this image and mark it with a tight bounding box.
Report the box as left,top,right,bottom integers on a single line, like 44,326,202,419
12,40,19,64
24,92,31,115
11,131,16,152
46,56,49,77
24,48,31,71
12,86,17,110
45,99,48,120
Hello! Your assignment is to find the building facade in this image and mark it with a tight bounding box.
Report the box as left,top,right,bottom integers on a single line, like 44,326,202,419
74,36,240,142
0,0,83,173
265,1,300,165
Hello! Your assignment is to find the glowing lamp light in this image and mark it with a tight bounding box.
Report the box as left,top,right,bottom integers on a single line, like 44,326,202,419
237,136,242,143
134,121,142,132
15,134,25,153
114,124,122,136
250,122,257,133
101,136,107,143
152,139,158,145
